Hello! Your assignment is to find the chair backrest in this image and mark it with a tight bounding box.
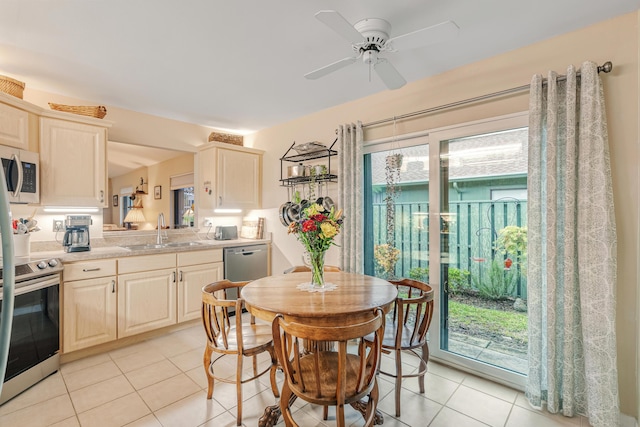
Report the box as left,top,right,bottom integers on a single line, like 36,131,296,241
388,278,435,349
202,279,250,351
272,308,384,408
284,265,342,274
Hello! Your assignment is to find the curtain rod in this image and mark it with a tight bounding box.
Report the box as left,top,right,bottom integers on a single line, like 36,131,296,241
362,61,613,129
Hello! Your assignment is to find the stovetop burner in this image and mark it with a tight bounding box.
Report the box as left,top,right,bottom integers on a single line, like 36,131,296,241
0,258,63,284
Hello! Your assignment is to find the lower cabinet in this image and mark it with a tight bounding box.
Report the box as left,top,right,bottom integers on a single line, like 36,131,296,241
177,250,223,322
62,258,118,353
117,268,177,338
63,275,117,353
62,248,224,353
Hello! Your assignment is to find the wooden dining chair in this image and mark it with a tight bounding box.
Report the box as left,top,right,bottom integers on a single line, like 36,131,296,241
201,280,279,426
271,308,385,427
364,278,434,417
283,265,342,274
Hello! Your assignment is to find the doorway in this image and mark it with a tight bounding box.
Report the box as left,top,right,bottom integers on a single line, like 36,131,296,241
364,112,529,388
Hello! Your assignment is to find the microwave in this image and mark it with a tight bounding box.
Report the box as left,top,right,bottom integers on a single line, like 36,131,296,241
0,145,39,204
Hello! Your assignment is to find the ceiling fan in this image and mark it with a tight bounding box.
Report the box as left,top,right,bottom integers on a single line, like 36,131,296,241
304,10,459,90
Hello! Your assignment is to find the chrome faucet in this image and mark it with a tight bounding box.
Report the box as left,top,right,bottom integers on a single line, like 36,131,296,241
157,213,166,244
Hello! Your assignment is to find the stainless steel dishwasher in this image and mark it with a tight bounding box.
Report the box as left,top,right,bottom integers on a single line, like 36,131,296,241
223,244,269,310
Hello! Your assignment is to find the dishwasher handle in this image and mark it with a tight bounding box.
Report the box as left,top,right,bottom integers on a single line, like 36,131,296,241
230,249,263,256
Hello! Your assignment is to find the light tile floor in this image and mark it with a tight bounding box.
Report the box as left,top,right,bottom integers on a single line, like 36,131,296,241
0,323,594,427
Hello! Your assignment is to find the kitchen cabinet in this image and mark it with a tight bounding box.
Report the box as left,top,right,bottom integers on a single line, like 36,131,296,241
62,248,226,352
198,143,263,211
62,259,117,352
117,253,177,338
0,93,40,151
40,117,108,207
177,249,223,322
0,101,28,150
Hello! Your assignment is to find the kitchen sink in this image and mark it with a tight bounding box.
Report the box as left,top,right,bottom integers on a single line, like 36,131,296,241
120,241,206,251
120,244,167,250
164,241,206,247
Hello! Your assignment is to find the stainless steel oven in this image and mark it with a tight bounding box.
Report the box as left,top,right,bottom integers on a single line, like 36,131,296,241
0,258,62,404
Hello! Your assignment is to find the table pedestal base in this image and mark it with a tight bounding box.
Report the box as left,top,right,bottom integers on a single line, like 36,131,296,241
258,397,384,426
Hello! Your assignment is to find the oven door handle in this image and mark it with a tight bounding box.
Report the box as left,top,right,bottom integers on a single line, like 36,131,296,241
0,276,59,300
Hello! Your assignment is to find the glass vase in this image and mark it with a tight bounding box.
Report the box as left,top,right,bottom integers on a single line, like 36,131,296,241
309,250,326,288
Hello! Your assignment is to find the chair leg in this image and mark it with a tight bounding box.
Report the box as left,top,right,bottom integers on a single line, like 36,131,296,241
253,353,258,377
268,348,280,398
280,382,299,427
363,380,379,427
323,405,328,420
394,348,402,417
236,354,244,426
203,346,214,399
336,403,346,427
419,342,429,394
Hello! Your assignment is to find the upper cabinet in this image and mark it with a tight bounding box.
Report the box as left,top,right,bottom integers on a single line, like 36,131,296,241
0,102,28,149
40,117,108,207
198,143,263,211
0,93,40,151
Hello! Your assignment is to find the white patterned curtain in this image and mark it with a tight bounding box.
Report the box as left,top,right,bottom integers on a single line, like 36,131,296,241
337,122,364,273
526,61,619,427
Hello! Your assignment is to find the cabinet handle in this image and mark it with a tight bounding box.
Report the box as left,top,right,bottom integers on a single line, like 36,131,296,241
82,267,100,272
100,190,104,203
179,271,183,282
111,280,115,293
172,271,176,283
219,196,222,206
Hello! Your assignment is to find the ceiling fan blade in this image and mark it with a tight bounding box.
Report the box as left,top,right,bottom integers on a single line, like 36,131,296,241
387,20,459,51
315,10,364,44
374,59,406,90
305,56,358,80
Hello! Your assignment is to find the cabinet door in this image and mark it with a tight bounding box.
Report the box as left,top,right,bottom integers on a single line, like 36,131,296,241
117,268,176,337
216,148,261,210
197,146,216,210
177,262,223,322
40,117,107,207
63,276,117,353
0,102,28,149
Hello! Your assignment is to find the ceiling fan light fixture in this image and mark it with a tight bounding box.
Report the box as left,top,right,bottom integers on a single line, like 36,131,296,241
362,49,378,65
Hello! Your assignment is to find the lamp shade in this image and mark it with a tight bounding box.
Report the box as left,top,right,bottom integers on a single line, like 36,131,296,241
124,208,146,223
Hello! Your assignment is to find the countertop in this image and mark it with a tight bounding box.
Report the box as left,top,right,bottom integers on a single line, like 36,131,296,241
28,238,271,263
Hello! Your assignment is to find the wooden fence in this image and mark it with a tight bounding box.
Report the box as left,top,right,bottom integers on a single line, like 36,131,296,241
372,199,528,298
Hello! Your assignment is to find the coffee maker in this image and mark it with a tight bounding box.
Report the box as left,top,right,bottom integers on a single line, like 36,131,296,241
63,215,92,252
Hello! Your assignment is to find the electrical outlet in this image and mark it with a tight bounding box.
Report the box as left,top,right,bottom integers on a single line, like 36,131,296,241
203,218,213,227
53,219,64,232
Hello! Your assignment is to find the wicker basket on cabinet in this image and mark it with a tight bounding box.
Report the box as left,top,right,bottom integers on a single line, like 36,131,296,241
0,75,25,99
48,103,107,119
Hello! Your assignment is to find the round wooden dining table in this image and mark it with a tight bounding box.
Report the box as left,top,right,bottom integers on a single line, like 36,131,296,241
242,271,398,325
241,271,398,426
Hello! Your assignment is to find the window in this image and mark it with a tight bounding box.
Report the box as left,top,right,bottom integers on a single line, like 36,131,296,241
170,173,194,228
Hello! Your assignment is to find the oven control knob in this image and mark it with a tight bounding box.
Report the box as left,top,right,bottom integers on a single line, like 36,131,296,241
48,259,58,267
37,261,48,269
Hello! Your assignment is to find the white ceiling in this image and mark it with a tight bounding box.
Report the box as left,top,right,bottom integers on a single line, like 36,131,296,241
0,1,637,135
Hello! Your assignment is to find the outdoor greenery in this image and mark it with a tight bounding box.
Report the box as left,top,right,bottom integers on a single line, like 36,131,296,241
472,258,517,300
447,267,471,295
448,300,528,345
494,225,527,270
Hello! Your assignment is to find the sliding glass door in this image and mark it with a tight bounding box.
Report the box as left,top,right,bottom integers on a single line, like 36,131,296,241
364,113,529,388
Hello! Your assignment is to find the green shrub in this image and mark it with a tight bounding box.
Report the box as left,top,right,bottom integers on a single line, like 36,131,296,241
408,267,429,282
447,267,471,295
472,259,517,300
